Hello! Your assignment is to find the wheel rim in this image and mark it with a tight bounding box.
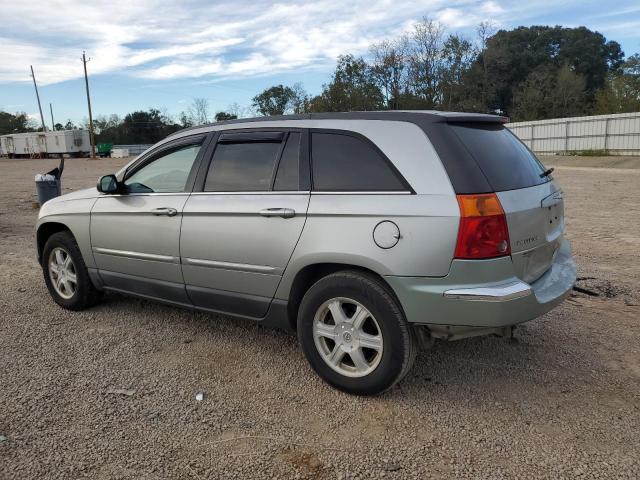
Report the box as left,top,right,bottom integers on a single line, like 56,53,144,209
313,297,384,378
48,247,77,300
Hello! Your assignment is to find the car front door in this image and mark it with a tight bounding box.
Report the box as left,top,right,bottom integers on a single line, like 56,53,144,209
90,134,210,304
180,129,310,318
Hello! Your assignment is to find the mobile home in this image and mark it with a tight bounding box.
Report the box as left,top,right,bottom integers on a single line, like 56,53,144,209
0,130,91,158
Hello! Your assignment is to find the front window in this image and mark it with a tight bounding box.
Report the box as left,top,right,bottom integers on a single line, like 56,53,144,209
125,144,201,193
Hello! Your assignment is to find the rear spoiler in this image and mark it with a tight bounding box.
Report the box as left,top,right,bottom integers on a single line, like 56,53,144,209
439,113,509,124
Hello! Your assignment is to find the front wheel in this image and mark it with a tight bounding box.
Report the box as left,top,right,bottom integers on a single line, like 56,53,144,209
42,231,102,310
298,271,417,395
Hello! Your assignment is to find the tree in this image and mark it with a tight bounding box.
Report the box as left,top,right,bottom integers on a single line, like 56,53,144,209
370,37,409,109
54,123,64,131
511,68,555,121
0,111,36,135
64,120,75,130
187,98,210,125
408,18,446,107
252,85,296,116
594,53,640,114
310,55,384,112
476,21,497,110
440,34,476,110
93,109,181,144
550,65,586,117
289,83,311,114
467,25,624,115
179,112,193,128
215,111,238,121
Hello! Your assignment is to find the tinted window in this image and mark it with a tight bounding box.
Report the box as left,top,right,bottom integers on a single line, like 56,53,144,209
450,123,549,191
125,144,200,193
274,133,301,191
205,140,281,191
311,133,406,191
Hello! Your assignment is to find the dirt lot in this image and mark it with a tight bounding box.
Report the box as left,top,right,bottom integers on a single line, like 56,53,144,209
1,156,639,479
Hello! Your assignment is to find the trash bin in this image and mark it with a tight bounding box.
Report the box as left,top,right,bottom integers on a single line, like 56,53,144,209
35,157,64,205
97,142,113,158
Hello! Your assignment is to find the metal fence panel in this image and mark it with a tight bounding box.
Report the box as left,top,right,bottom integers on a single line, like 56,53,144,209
112,144,153,156
506,112,640,155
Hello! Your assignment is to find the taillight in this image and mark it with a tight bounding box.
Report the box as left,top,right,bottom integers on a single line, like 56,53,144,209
454,193,511,259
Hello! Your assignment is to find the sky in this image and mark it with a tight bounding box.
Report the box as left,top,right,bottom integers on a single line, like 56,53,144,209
1,0,639,126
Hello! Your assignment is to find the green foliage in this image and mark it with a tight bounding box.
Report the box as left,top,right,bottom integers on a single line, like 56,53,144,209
215,111,238,122
593,54,640,114
563,149,609,156
471,25,623,119
293,21,626,119
252,84,296,116
94,109,181,144
3,21,631,145
0,111,36,135
512,64,586,120
309,55,384,112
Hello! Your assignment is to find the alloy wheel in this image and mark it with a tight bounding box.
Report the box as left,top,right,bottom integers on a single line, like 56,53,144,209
313,297,384,378
48,247,77,300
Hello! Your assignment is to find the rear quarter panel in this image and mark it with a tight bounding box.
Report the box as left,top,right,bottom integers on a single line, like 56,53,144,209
275,193,460,299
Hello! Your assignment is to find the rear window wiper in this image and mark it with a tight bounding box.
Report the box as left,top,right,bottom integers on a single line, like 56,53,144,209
540,167,554,178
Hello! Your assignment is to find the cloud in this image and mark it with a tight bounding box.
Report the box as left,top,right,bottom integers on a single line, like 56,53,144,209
0,0,635,85
0,0,448,84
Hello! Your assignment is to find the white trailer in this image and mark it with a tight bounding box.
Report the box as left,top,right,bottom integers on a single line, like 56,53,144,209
0,130,91,158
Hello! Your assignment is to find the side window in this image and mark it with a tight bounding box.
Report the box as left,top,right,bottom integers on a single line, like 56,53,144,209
311,132,407,191
274,133,301,191
125,144,201,193
204,138,282,192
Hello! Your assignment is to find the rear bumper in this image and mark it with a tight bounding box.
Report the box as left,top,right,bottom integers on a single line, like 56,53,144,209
385,239,576,328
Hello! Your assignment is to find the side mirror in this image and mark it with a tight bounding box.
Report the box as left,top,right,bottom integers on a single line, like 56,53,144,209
97,174,120,194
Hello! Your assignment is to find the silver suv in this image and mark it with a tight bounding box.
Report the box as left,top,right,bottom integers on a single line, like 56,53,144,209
36,111,576,395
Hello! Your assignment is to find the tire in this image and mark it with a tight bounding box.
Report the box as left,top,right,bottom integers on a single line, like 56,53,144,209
297,270,417,395
42,231,102,310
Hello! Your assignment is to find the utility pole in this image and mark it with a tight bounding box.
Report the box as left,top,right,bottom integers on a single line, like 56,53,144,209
30,65,46,132
81,51,96,158
49,103,55,131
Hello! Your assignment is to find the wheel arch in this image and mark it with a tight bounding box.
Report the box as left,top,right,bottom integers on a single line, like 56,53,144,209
37,221,72,264
283,262,402,331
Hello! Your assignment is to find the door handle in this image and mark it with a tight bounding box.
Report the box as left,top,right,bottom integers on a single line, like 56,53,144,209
151,207,178,217
259,208,296,219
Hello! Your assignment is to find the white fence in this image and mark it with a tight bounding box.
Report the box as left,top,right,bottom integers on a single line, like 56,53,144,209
507,112,640,156
112,144,153,156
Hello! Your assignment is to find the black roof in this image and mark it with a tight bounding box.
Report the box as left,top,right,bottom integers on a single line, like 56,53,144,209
170,110,505,138
170,110,508,195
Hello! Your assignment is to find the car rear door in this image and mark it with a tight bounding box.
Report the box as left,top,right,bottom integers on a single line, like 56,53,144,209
90,134,209,304
449,122,563,283
180,129,310,317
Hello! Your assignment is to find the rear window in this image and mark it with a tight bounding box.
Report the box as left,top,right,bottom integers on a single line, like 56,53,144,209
311,132,407,191
450,123,549,192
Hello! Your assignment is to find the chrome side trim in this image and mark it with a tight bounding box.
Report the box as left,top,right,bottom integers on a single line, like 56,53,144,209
188,191,411,196
101,192,188,197
182,257,281,274
92,247,179,264
312,191,412,195
190,191,310,196
443,281,532,302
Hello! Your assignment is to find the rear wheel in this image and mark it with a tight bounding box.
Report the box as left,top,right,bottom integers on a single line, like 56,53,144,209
42,231,102,310
298,271,416,395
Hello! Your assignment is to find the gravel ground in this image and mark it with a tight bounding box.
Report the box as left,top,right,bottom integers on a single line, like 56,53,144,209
0,156,639,479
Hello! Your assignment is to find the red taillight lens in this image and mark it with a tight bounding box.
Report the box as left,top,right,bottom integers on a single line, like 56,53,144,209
454,193,511,259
